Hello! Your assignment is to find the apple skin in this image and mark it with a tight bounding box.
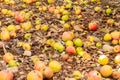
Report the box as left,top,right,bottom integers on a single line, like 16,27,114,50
88,22,98,31
0,70,14,80
27,70,43,80
66,46,76,55
87,70,102,80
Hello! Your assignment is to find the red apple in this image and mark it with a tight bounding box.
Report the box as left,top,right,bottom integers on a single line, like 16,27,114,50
87,70,102,80
0,70,14,80
27,70,43,80
14,12,24,23
88,22,98,31
66,46,76,55
27,0,36,4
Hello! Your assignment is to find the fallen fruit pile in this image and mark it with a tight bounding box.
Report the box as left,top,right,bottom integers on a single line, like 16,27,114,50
0,0,120,80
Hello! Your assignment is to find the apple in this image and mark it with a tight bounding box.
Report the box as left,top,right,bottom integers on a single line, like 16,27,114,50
114,54,120,64
106,8,112,15
72,70,82,79
53,42,65,52
73,38,83,47
32,57,40,64
63,23,70,29
45,39,55,47
8,60,19,67
28,0,37,4
14,12,24,23
24,33,32,40
98,55,109,65
103,33,112,41
61,15,69,21
22,43,31,51
87,70,102,80
87,36,94,42
111,31,120,40
88,22,98,31
7,25,16,32
113,45,120,53
100,65,113,77
22,0,36,4
10,31,16,38
0,28,10,41
62,31,74,41
112,39,118,45
65,40,73,47
94,6,101,12
21,21,32,31
0,70,13,80
43,67,53,79
48,60,61,73
112,70,120,79
66,46,76,55
3,52,14,63
34,61,46,73
48,7,55,13
47,0,55,4
75,9,81,15
61,54,69,60
27,70,43,80
41,25,49,31
107,19,115,25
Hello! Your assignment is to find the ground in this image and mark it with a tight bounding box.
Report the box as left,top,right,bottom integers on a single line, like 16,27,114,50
0,0,120,80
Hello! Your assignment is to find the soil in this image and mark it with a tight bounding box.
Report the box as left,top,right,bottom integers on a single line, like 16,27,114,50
0,0,120,80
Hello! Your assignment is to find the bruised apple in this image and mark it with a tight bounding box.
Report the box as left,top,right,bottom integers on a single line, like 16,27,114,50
3,52,14,63
87,70,102,80
62,31,74,41
0,70,13,80
27,70,43,80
